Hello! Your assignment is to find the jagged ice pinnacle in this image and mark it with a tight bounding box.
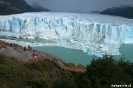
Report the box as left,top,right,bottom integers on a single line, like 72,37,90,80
0,12,133,57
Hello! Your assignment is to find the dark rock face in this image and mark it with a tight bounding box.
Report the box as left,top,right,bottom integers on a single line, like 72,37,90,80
100,5,133,19
0,0,49,15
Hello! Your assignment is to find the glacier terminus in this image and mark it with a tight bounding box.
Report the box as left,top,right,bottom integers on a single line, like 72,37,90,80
0,12,133,57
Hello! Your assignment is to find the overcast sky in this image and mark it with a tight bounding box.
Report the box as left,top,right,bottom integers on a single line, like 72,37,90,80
25,0,133,13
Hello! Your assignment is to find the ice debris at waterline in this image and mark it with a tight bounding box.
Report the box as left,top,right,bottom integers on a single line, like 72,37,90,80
0,12,133,57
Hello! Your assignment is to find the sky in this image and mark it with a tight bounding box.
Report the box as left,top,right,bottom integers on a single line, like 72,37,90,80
25,0,133,13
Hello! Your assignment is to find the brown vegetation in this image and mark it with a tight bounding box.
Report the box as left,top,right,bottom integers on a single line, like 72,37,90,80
0,40,86,73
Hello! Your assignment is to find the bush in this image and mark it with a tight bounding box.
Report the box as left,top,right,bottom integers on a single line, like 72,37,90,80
0,53,7,64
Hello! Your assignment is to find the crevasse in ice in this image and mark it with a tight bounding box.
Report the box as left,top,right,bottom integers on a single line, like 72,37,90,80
0,12,133,57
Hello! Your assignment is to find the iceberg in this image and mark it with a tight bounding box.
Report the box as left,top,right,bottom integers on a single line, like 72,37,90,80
0,12,133,56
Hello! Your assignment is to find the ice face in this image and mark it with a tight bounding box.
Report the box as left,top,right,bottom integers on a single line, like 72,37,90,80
0,12,133,57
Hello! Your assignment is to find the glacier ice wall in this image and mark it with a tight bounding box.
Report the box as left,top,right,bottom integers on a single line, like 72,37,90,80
0,12,133,56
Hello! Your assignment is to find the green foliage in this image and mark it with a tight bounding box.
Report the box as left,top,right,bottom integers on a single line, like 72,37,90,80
83,55,133,88
0,54,76,88
118,57,133,83
0,53,133,88
0,54,7,64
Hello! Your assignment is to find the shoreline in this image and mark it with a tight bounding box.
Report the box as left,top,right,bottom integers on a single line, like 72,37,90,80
0,40,86,73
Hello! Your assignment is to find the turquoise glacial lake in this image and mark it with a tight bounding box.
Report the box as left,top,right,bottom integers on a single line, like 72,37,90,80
32,44,133,66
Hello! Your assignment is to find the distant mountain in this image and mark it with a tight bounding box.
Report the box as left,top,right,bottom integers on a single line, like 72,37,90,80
31,3,50,12
0,0,49,15
100,5,133,19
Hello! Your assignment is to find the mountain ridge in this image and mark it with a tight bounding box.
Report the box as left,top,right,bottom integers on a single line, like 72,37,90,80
100,4,133,19
0,0,49,15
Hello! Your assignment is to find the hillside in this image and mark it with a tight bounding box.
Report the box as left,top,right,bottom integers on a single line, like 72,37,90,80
0,53,76,88
0,53,132,88
100,5,133,19
0,0,49,15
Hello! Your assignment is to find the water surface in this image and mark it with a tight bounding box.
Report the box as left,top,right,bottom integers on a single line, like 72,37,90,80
114,44,133,61
33,46,96,66
33,44,133,66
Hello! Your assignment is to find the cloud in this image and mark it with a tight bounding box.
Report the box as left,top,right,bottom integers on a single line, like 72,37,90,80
25,0,133,13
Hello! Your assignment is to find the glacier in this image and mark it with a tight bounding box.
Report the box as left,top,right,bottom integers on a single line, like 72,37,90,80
0,12,133,57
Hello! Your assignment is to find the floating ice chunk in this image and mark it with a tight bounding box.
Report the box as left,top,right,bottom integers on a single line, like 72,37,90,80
82,49,87,53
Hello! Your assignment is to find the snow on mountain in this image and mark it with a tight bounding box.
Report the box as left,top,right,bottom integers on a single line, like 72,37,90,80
0,12,133,57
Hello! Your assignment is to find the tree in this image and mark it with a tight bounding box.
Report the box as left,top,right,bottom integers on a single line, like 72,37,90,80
84,55,132,88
